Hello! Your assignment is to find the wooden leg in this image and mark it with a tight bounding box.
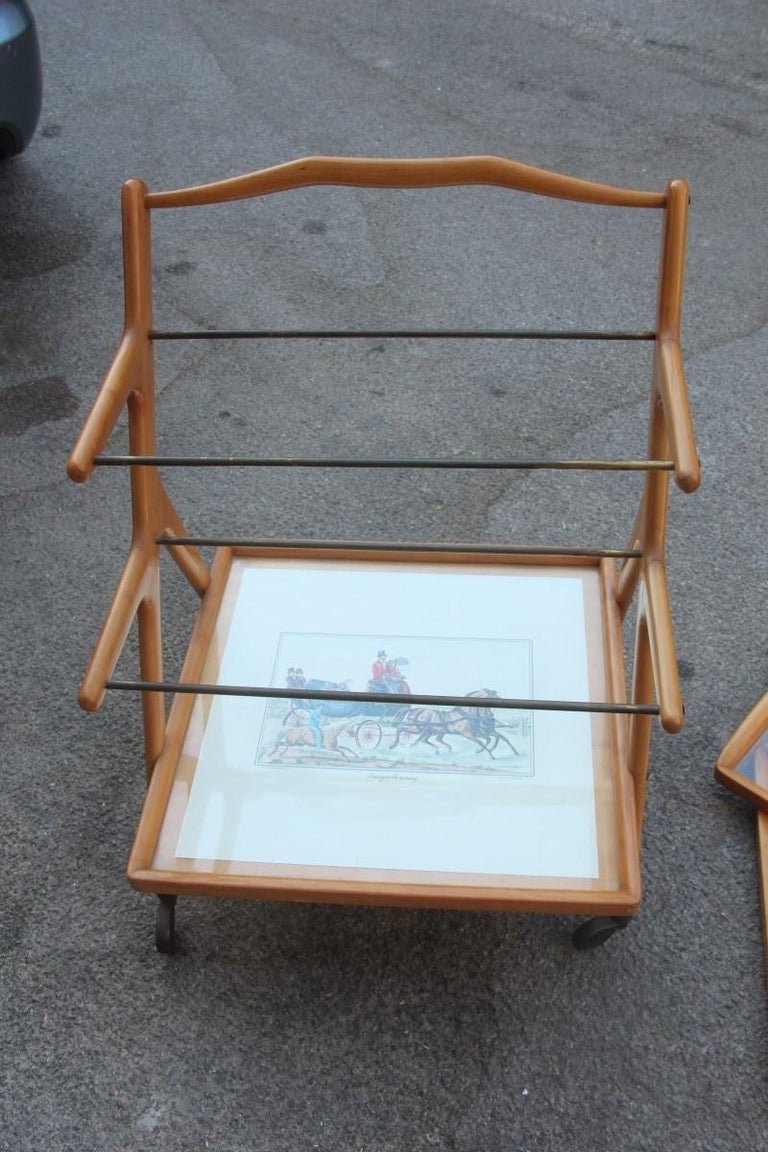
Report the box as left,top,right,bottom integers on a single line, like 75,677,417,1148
628,611,655,839
160,482,210,595
138,567,165,780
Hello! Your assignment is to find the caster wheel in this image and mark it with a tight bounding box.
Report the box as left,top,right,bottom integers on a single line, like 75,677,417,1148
572,915,630,950
155,896,178,954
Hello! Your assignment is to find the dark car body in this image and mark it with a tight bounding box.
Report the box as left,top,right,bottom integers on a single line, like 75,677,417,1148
0,0,41,157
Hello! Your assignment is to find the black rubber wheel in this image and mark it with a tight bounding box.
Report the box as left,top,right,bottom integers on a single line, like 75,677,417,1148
155,896,178,954
572,915,630,950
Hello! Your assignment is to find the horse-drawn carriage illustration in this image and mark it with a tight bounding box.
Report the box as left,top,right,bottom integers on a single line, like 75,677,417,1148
261,655,531,772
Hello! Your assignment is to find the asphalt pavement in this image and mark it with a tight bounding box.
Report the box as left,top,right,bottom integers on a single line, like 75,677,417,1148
2,2,768,1149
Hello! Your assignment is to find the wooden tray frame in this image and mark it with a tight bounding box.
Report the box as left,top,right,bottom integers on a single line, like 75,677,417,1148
126,546,640,915
67,155,700,946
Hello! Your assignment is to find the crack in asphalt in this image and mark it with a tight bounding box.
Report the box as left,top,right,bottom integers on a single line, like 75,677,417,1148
685,318,768,362
519,10,768,102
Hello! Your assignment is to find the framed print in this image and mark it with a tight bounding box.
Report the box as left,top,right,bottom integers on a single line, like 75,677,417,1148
128,548,639,911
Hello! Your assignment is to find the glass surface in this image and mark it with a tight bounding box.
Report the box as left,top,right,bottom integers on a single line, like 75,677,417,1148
717,693,768,812
732,732,768,788
149,555,624,892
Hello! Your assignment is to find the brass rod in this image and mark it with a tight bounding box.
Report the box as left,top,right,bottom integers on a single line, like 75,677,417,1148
106,679,660,716
149,328,656,342
155,536,643,560
95,455,673,472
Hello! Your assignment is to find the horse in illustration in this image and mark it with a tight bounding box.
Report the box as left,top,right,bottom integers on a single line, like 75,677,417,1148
390,689,521,758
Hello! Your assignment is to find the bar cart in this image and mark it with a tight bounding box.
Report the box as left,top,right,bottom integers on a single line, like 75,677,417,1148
68,156,699,952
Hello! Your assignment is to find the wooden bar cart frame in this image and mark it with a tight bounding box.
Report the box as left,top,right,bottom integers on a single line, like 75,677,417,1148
68,156,699,952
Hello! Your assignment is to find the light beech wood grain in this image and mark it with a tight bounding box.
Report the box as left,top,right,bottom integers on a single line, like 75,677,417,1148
145,154,667,210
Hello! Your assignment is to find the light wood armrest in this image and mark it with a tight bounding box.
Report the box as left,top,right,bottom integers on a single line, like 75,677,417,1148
656,340,700,494
67,334,141,483
79,544,152,711
643,558,684,733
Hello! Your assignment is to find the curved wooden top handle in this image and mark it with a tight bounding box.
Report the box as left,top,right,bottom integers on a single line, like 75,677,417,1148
145,155,667,210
